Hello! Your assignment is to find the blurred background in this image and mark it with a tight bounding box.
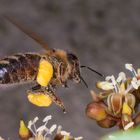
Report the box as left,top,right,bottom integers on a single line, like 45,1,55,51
0,0,140,139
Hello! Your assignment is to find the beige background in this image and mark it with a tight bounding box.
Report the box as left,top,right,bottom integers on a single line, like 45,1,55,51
0,0,140,139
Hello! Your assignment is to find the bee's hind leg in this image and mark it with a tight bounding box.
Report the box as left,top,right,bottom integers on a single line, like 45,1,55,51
31,84,41,91
27,84,42,94
45,85,66,113
45,90,66,113
28,84,66,113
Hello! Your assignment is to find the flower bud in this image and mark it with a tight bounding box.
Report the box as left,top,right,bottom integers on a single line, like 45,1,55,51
19,120,32,140
97,115,117,128
86,102,107,121
90,90,102,102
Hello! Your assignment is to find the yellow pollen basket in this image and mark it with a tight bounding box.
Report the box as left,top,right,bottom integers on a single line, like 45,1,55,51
37,59,53,87
27,92,52,107
19,120,30,138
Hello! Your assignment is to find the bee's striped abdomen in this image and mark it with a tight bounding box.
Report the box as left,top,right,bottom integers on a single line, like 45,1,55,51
0,53,41,84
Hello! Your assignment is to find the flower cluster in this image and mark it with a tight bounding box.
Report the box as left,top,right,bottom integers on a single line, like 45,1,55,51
19,115,83,140
86,64,140,130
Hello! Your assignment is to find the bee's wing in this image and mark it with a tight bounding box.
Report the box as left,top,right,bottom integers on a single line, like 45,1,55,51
4,15,50,50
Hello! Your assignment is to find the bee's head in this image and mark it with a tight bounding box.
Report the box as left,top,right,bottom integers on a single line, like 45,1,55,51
67,53,104,88
67,53,81,83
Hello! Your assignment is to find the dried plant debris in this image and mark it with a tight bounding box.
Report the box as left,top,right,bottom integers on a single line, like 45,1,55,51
86,63,140,130
19,115,83,140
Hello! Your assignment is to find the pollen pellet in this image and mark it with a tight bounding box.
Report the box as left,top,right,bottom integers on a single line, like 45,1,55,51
37,59,53,87
27,92,52,107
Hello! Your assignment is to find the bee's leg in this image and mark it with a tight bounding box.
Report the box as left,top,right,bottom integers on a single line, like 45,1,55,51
27,84,43,94
58,63,69,88
45,85,66,113
46,91,66,113
31,84,41,91
57,62,67,88
61,82,69,88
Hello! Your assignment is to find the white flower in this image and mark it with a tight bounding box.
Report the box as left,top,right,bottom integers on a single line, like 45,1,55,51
106,75,119,92
97,81,114,90
27,116,83,140
75,137,83,140
56,125,62,134
49,124,57,134
43,115,52,123
60,131,70,136
131,77,140,89
106,75,117,86
33,117,39,124
28,118,39,136
116,72,126,83
124,122,134,130
125,64,133,71
36,125,47,133
125,63,137,76
106,75,115,82
28,120,33,129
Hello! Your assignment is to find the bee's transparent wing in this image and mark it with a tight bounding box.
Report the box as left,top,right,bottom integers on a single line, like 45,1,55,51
4,15,50,50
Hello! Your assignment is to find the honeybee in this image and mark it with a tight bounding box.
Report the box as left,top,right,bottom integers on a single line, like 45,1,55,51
1,16,103,112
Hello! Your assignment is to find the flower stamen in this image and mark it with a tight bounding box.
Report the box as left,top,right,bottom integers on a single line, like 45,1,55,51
106,75,119,93
125,63,137,77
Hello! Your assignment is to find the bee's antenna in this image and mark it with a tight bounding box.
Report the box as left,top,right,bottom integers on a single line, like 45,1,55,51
79,75,88,88
81,65,105,78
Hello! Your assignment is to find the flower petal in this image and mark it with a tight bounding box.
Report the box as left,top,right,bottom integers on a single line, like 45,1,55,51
96,81,114,90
